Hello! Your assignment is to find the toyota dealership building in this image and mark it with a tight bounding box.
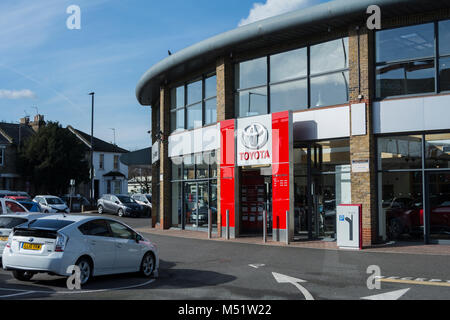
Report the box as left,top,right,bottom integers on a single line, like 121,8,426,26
136,0,450,246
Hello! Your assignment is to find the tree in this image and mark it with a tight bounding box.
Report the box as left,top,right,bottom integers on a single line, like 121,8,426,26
128,166,152,194
18,121,89,195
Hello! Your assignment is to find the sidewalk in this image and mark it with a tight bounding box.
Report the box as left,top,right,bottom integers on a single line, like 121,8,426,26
138,227,450,256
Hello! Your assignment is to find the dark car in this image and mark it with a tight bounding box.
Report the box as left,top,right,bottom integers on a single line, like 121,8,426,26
97,194,144,217
17,201,41,213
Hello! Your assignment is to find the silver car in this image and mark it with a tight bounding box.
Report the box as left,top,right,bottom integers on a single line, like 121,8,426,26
2,215,159,284
0,213,47,258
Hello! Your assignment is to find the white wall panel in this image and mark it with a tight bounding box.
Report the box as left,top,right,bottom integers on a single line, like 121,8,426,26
351,103,366,136
292,106,350,141
168,124,219,157
374,95,450,134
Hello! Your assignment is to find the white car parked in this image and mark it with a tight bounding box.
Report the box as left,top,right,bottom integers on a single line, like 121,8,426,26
2,215,159,284
0,198,28,214
33,195,70,214
0,213,47,258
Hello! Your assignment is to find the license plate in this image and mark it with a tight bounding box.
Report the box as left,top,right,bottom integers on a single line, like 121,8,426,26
0,236,8,242
22,243,42,251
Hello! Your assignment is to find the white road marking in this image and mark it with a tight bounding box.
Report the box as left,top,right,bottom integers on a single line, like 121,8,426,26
362,288,410,300
272,272,314,300
0,278,156,298
249,264,265,269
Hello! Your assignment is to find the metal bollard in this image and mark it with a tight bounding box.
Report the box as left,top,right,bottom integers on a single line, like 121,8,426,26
208,208,212,239
226,209,230,240
286,210,290,245
263,210,267,243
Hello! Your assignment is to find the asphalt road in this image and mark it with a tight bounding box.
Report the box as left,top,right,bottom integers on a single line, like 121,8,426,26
0,214,449,300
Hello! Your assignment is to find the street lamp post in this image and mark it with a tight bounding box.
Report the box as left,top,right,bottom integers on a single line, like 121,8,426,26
89,92,95,202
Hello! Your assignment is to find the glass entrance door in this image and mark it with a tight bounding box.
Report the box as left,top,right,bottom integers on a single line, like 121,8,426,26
426,172,450,242
183,181,210,230
294,139,351,241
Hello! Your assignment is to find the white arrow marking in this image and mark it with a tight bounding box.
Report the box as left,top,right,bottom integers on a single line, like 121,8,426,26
362,288,410,300
272,272,314,300
249,264,265,269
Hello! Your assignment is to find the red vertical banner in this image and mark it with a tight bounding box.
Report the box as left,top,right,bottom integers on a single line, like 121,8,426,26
220,120,236,229
271,111,292,233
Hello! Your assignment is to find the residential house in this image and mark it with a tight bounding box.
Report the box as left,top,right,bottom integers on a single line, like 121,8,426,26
120,147,152,194
0,115,43,192
67,126,129,199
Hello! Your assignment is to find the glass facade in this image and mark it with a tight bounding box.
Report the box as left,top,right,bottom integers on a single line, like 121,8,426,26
170,151,217,231
170,74,217,133
234,37,349,118
376,19,450,98
378,133,450,242
294,139,351,240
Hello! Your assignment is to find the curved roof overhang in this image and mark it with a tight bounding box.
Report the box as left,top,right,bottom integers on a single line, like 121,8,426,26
136,0,450,106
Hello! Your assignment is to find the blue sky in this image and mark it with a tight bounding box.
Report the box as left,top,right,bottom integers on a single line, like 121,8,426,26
0,0,327,151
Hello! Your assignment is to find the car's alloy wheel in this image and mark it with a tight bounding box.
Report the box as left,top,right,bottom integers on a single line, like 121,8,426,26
12,270,35,281
76,258,92,285
140,252,155,277
388,219,402,240
98,205,103,214
118,209,124,217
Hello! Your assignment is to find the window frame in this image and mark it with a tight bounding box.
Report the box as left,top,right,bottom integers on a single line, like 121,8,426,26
374,19,450,100
170,73,217,134
0,146,5,166
234,36,350,118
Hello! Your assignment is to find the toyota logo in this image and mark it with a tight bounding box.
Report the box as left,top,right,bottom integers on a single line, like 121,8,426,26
241,123,269,150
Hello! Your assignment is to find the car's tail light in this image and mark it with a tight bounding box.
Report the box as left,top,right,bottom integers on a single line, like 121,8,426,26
419,209,424,225
5,236,11,248
55,233,68,252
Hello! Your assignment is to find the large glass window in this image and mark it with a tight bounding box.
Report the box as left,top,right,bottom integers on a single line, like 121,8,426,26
170,151,217,231
376,21,450,98
234,37,349,118
378,132,450,243
310,38,349,74
235,57,267,89
425,133,450,169
310,71,349,108
270,48,307,83
294,139,351,240
170,74,217,133
376,23,434,63
379,171,423,241
378,135,423,170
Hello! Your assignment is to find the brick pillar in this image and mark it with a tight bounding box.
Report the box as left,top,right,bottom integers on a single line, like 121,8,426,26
348,26,377,247
151,104,159,228
159,86,172,229
216,56,234,237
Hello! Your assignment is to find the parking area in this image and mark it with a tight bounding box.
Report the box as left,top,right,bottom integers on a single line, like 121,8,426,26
0,212,449,300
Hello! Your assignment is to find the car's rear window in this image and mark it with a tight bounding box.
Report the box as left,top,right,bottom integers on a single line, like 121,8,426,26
19,219,74,230
0,217,28,228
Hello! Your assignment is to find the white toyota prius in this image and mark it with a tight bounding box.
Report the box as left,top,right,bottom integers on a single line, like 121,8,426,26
2,215,159,285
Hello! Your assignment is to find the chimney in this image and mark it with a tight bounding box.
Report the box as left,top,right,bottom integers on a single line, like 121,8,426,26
20,116,30,125
31,114,45,132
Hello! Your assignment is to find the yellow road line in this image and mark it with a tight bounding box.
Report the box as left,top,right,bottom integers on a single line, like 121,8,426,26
380,278,450,287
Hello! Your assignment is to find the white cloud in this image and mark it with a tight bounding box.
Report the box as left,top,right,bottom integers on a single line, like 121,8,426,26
0,89,36,99
239,0,316,26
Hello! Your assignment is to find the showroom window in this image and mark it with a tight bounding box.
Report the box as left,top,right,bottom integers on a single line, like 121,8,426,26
376,19,450,98
170,74,217,133
170,151,217,231
293,139,351,240
234,37,349,118
377,133,450,243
